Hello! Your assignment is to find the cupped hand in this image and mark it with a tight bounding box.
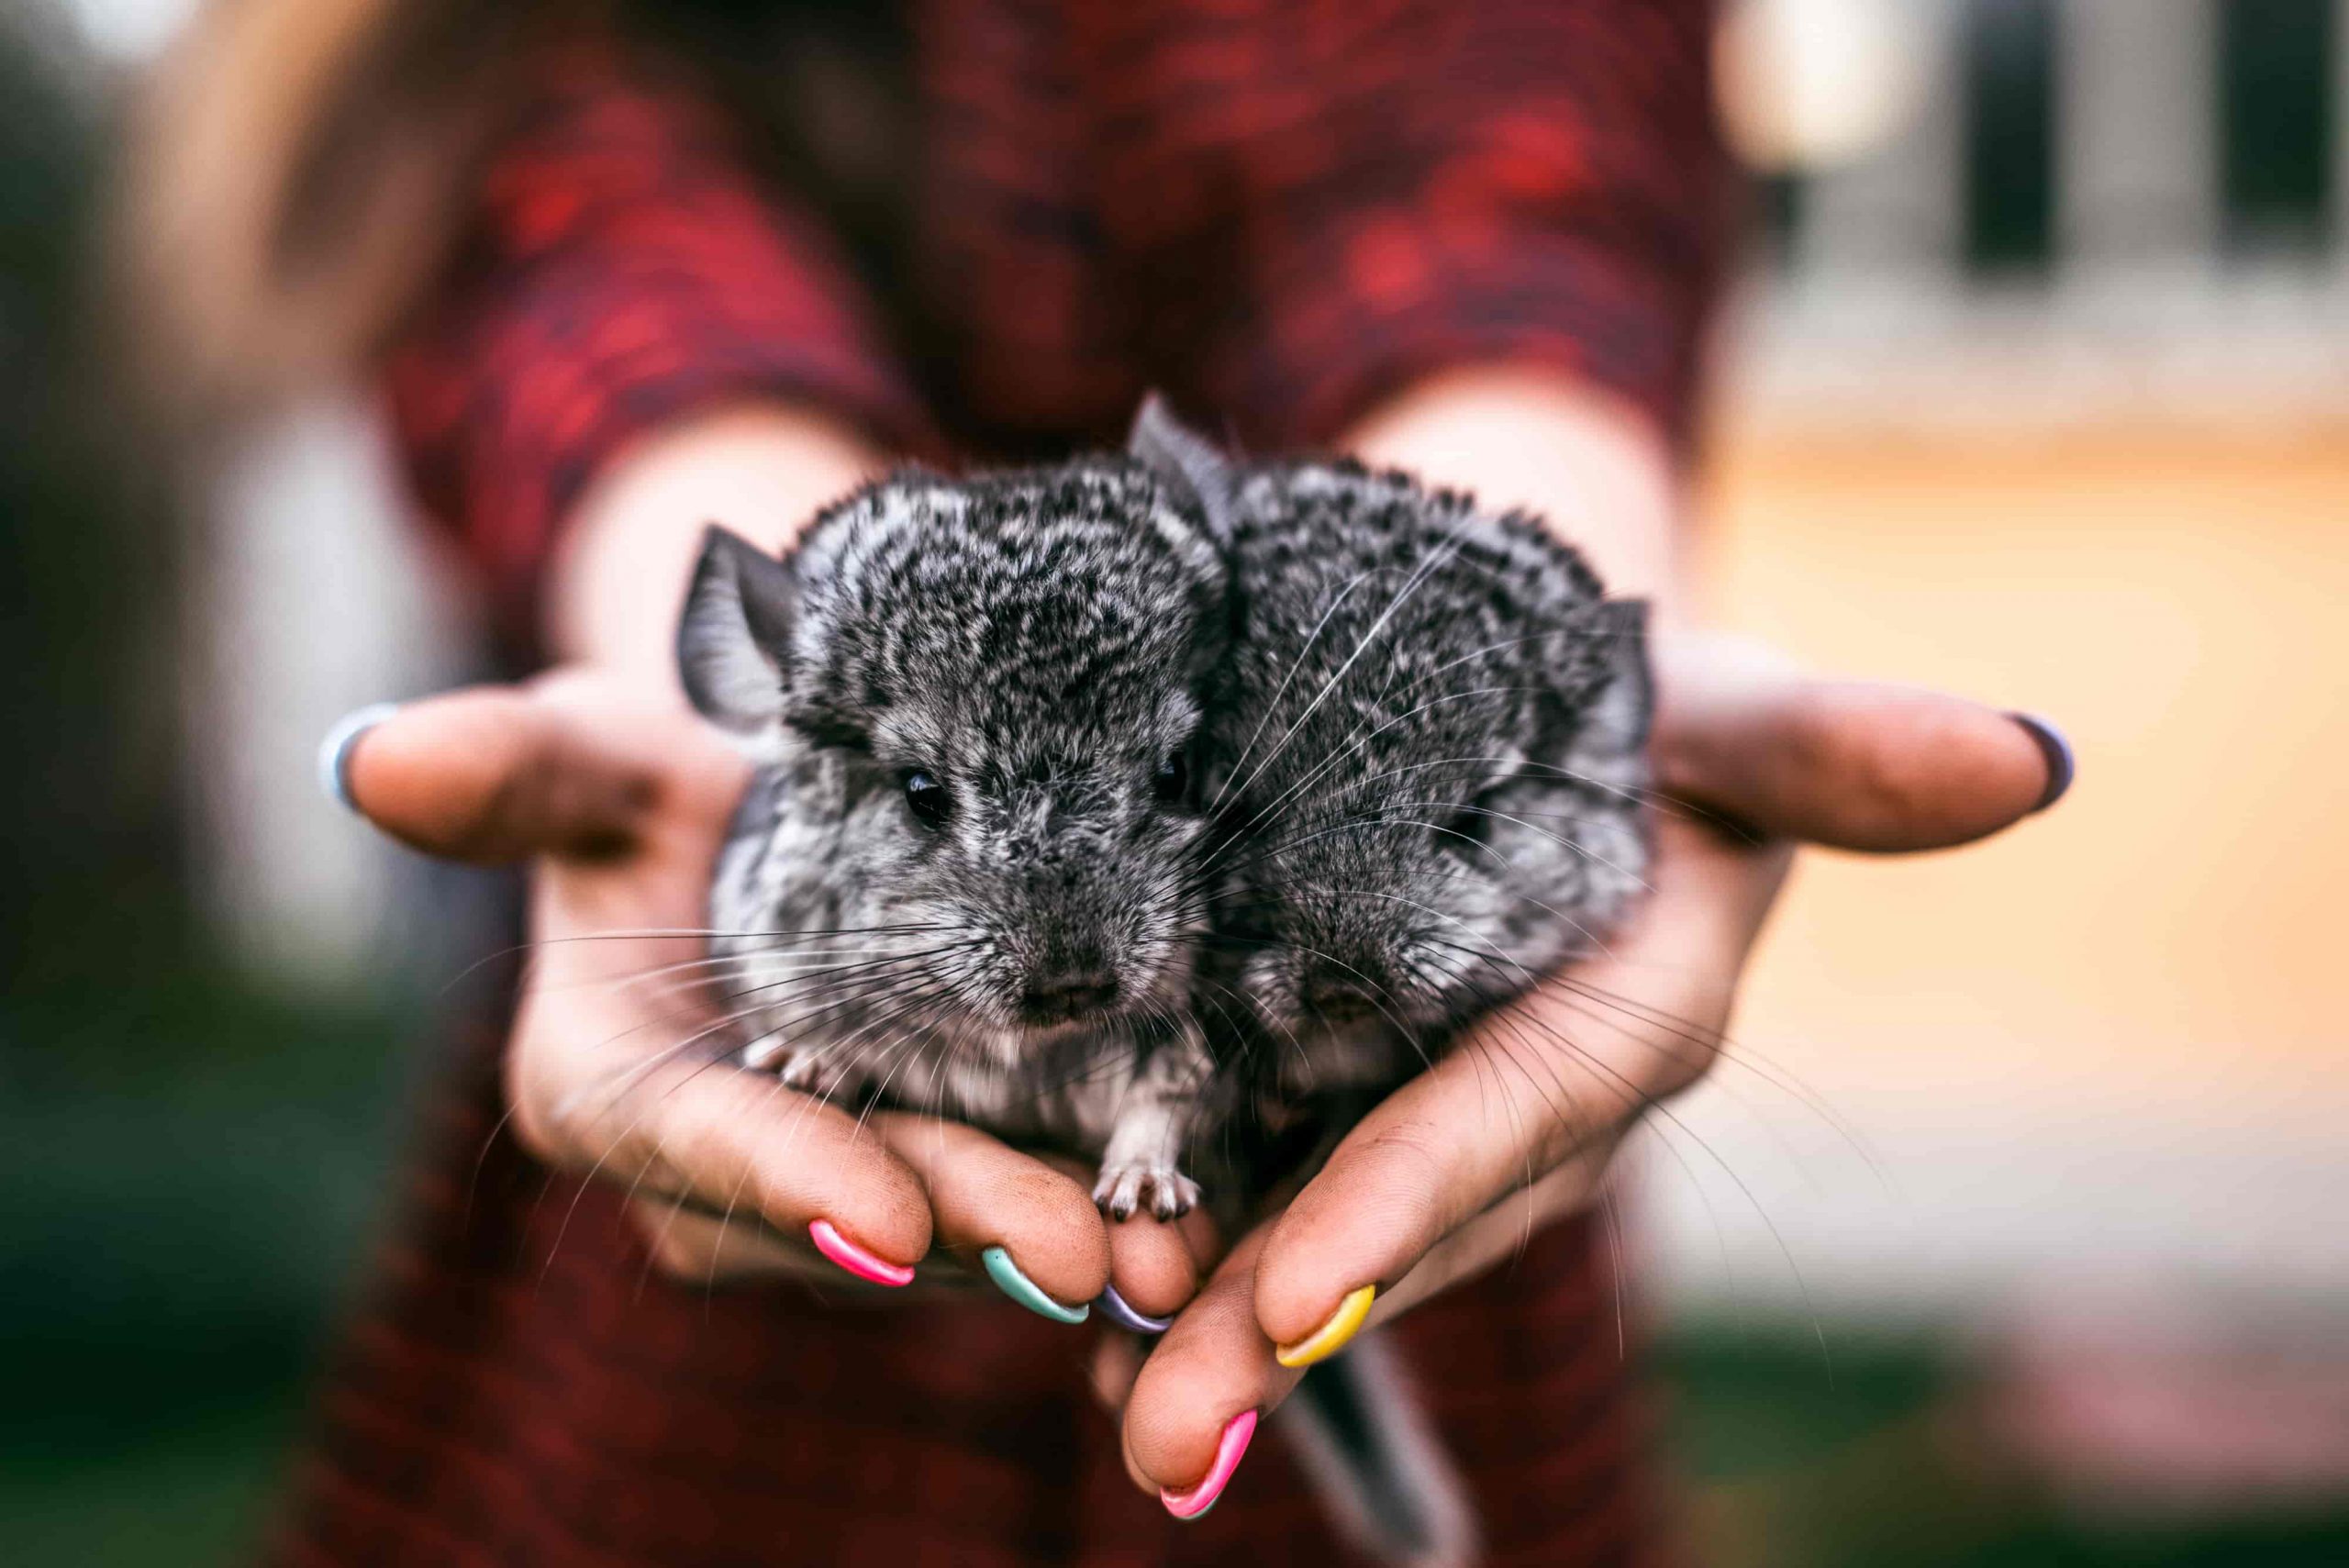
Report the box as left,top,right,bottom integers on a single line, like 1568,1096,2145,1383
340,668,1204,1322
1113,631,2072,1505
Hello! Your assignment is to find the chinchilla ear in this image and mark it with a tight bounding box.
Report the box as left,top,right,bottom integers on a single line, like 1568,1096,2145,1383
1570,598,1655,758
1128,393,1238,542
676,525,796,738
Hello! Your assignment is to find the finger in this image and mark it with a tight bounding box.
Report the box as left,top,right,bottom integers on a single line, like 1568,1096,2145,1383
517,1037,935,1284
873,1115,1109,1320
1121,1229,1296,1513
1652,631,2070,851
1103,1207,1218,1324
342,684,741,863
1088,1333,1145,1414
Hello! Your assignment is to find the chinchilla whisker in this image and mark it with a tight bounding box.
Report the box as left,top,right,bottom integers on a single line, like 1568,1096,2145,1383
749,975,968,1113
1348,752,1736,832
1207,562,1395,817
620,944,956,979
1313,873,1619,976
440,923,966,995
1200,684,1556,864
1215,531,1477,814
610,961,970,1105
578,948,943,1001
559,1000,785,1136
712,943,990,1016
1398,948,1578,1152
577,946,985,1060
741,966,969,1058
1460,983,1831,1368
1330,753,1669,824
696,1067,814,1298
1420,931,1882,1182
1549,975,1887,1187
1202,737,1625,877
1471,990,1711,1269
537,1020,771,1286
1229,681,1578,847
1382,799,1655,898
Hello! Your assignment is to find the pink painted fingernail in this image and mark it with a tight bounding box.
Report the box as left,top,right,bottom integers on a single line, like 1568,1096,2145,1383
807,1218,915,1286
1160,1408,1258,1519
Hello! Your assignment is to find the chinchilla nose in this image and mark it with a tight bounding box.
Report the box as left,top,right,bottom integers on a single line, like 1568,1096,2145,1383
1019,962,1120,1024
1301,962,1385,1023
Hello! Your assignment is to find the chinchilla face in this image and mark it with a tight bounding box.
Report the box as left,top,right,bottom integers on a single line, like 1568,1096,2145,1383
1208,463,1652,1065
678,446,1232,1068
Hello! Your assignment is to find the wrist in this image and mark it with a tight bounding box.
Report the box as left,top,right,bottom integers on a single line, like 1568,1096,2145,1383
543,401,887,695
1337,366,1684,609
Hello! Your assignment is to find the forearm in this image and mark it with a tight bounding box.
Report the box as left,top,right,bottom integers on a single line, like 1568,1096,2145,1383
1338,365,1686,609
549,366,1677,687
544,401,886,693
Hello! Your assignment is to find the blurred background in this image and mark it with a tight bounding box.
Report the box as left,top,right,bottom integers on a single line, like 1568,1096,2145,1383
3,0,2343,1563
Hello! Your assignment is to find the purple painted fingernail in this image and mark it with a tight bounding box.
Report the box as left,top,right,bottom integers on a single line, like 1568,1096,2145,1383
1096,1283,1173,1335
2009,713,2076,813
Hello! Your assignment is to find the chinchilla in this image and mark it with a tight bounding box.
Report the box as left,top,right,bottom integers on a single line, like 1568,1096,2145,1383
1120,403,1652,1167
674,411,1240,1220
1143,404,1653,1568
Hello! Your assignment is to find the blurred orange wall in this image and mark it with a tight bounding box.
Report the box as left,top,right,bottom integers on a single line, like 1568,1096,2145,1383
1700,421,2349,1131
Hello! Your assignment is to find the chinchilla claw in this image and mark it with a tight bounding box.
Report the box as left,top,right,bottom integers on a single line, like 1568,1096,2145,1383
1094,1163,1200,1222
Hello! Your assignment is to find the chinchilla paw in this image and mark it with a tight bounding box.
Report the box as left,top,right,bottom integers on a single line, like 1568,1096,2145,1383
1094,1162,1201,1222
770,1047,858,1104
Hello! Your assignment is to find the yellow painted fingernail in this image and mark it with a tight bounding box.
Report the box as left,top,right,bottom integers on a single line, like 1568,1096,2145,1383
1275,1284,1375,1368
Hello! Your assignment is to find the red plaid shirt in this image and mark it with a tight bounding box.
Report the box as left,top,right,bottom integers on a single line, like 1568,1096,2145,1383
295,5,1733,1562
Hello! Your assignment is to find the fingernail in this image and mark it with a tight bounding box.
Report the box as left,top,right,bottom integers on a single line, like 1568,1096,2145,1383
981,1245,1089,1324
808,1218,915,1286
1095,1283,1172,1335
1275,1284,1375,1369
1160,1407,1258,1520
317,702,402,814
2008,713,2076,814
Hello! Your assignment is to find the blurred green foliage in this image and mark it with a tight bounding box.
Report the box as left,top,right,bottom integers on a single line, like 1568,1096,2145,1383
0,969,420,1567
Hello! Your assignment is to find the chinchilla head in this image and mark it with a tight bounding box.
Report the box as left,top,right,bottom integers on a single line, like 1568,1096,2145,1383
678,402,1237,1066
1207,461,1653,1062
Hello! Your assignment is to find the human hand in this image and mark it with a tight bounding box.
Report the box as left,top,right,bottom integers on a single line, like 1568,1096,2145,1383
1110,630,2073,1511
333,669,1205,1324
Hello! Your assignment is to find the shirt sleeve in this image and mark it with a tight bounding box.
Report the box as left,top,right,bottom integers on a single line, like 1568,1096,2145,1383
1195,0,1736,451
383,44,928,636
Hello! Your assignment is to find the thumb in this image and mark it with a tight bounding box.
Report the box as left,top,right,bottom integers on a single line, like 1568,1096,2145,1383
336,683,726,863
1652,631,2073,852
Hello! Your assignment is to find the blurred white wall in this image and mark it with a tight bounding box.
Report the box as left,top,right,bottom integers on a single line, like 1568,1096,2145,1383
185,396,487,989
1655,0,2349,1325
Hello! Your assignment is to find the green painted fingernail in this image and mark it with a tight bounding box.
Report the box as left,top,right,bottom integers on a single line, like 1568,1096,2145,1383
981,1245,1088,1324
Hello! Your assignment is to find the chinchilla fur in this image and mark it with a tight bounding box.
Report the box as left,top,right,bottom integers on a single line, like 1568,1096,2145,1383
677,429,1234,1220
1202,449,1653,1140
676,399,1650,1225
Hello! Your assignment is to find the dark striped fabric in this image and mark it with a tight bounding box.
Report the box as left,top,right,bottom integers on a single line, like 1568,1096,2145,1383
316,4,1731,1562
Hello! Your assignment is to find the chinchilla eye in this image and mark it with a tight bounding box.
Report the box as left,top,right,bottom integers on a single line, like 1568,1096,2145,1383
1152,750,1190,806
901,769,952,829
1439,796,1496,854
